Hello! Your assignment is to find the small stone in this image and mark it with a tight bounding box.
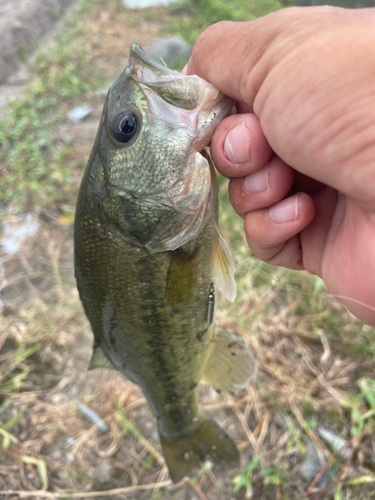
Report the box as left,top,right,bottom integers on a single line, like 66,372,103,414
300,440,335,491
52,449,63,460
301,441,339,494
301,441,325,481
227,423,237,433
19,431,28,441
1,213,38,255
124,0,175,8
272,411,286,428
67,106,93,124
147,38,191,65
65,437,74,447
51,394,61,405
318,426,350,459
94,460,113,483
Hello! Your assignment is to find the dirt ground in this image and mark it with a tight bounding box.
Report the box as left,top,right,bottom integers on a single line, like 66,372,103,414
0,1,375,500
0,0,81,86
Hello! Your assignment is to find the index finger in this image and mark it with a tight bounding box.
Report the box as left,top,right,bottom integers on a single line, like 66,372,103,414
185,20,263,106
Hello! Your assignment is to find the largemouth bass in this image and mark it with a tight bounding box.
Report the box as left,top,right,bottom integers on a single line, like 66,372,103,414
74,45,256,482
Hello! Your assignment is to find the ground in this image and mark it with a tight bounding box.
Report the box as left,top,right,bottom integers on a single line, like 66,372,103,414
0,1,375,499
0,0,81,86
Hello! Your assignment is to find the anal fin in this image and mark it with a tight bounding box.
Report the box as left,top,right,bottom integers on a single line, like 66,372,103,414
89,346,118,371
203,327,257,395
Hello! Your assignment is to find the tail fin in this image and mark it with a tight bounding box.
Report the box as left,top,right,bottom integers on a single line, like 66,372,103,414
159,414,239,483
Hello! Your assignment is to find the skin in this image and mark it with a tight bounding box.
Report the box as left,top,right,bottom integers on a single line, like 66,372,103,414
184,6,375,326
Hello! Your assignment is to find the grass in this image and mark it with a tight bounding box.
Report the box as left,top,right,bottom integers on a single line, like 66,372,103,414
0,0,105,211
0,0,374,499
168,0,283,45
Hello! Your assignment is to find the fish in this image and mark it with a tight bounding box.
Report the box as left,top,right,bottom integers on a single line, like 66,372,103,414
74,44,257,482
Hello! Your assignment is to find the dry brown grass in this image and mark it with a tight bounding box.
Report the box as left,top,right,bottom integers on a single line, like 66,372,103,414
1,1,375,499
1,208,374,499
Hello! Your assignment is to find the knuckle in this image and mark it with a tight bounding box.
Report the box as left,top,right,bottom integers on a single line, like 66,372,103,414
192,21,233,63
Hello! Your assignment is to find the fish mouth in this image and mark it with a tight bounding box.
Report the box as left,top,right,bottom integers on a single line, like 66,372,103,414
127,44,234,152
128,44,183,87
129,44,173,77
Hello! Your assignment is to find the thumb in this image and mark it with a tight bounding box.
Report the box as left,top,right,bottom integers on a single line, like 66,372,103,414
185,19,265,106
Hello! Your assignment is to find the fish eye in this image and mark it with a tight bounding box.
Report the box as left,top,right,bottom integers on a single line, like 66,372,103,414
110,110,139,144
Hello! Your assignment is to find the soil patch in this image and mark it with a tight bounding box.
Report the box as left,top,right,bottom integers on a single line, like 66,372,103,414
0,0,81,85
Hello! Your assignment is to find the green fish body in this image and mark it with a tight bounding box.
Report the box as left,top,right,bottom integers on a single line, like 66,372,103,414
74,45,256,481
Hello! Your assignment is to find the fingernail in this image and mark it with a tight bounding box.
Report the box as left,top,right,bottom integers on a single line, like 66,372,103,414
269,194,299,223
243,165,269,193
224,122,250,164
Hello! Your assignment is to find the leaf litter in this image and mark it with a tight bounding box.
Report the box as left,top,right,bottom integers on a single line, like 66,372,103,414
0,1,375,499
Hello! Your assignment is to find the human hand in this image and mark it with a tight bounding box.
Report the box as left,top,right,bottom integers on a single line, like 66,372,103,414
185,7,375,325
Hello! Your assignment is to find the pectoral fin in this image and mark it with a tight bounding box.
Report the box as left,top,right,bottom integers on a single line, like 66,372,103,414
89,347,118,371
214,235,236,302
203,327,257,395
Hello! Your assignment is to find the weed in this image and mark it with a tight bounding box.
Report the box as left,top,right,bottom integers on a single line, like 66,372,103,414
168,0,283,45
116,404,164,465
282,412,306,452
233,454,262,498
341,377,375,437
0,427,18,449
262,466,282,486
21,455,48,487
0,0,104,212
1,409,25,431
0,337,42,395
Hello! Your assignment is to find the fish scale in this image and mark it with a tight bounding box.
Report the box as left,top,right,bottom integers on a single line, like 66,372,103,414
109,134,189,195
